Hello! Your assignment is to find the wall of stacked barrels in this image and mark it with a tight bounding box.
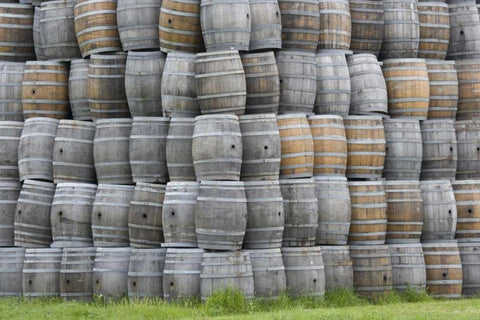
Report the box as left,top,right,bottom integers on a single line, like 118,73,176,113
0,0,480,301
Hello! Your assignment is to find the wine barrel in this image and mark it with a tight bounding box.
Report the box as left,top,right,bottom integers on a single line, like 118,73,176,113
0,121,22,180
163,248,203,301
455,120,480,179
195,181,247,251
92,247,131,299
22,248,62,298
321,245,354,290
388,243,426,292
0,182,21,247
68,59,90,121
447,1,480,60
239,114,281,181
195,50,246,115
458,242,480,296
125,51,165,117
456,59,480,121
348,0,384,56
417,1,450,60
249,0,282,51
244,249,286,298
166,118,196,181
425,60,458,120
51,183,96,248
128,248,166,299
452,180,480,241
129,117,169,184
318,0,351,50
0,248,25,297
0,3,35,62
91,184,134,247
73,0,122,57
59,247,95,302
52,120,96,184
422,241,463,298
0,62,25,121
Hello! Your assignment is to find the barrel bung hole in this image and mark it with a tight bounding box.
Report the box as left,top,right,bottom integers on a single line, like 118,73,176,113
59,149,63,154
28,280,32,285
264,145,268,150
170,281,174,287
59,211,63,216
32,89,36,95
66,279,70,284
246,13,249,18
98,212,102,218
276,11,279,16
450,147,453,152
448,209,452,214
142,214,147,219
383,275,388,281
168,19,172,24
96,280,99,284
469,208,473,214
278,212,281,216
443,272,448,278
460,30,464,35
18,210,21,215
171,211,175,216
313,278,317,283
133,282,136,287
231,144,235,149
477,147,480,152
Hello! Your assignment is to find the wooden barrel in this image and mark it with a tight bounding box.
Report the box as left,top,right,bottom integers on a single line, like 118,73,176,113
240,52,280,115
18,117,59,182
278,0,320,52
347,54,388,115
22,248,62,298
244,181,284,249
59,247,95,302
21,61,69,120
318,0,351,50
92,247,131,299
422,241,463,298
348,181,387,245
321,245,353,290
93,119,132,185
456,59,480,121
281,247,325,297
447,1,480,60
128,183,165,248
280,178,318,247
425,60,458,120
0,121,22,180
161,53,199,118
128,248,166,299
455,120,480,179
117,0,161,51
348,0,384,56
383,119,423,180
277,114,314,179
382,59,430,119
244,249,286,298
239,114,281,181
458,242,480,296
0,182,21,247
276,50,316,114
162,182,199,248
53,120,96,184
452,180,480,241
195,181,247,251
68,59,91,121
314,176,351,245
0,62,25,121
166,118,196,181
0,248,25,297
163,248,203,301
159,0,204,53
420,120,457,181
0,3,35,62
420,180,457,242
73,0,122,57
195,51,246,115
129,117,169,184
417,1,449,60
344,116,385,179
388,243,426,292
91,184,134,247
249,0,282,51
125,51,165,117
51,183,96,248
192,115,242,181
87,53,129,120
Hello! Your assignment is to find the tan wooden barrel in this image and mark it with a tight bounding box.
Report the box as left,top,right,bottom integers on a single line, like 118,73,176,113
0,3,35,62
388,243,426,292
249,0,282,51
163,248,203,300
455,120,480,179
128,248,166,299
60,247,96,302
0,121,23,181
0,62,25,121
244,248,286,298
425,60,458,120
92,247,131,299
22,248,62,298
348,0,384,56
447,1,480,60
0,247,25,297
68,59,91,121
21,61,69,120
455,59,480,121
166,118,196,181
417,1,449,60
458,242,480,296
318,0,351,50
321,245,353,290
0,182,21,247
452,180,480,241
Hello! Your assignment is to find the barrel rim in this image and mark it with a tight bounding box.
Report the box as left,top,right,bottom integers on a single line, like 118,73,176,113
24,117,60,125
62,247,97,254
199,180,245,187
55,182,98,189
279,178,315,185
58,119,95,128
348,180,384,187
166,181,199,188
281,247,322,253
243,248,282,255
384,119,420,125
170,117,196,123
276,50,316,58
25,61,68,67
97,184,135,191
244,180,280,187
239,114,277,121
132,116,170,123
452,180,480,186
276,113,308,120
343,115,383,121
95,118,133,125
195,114,239,121
308,115,343,121
313,176,347,182
384,180,421,186
425,60,456,66
316,49,353,57
90,53,128,60
22,179,55,189
421,119,454,125
196,50,240,58
240,51,276,60
320,245,350,251
0,121,24,127
127,51,164,59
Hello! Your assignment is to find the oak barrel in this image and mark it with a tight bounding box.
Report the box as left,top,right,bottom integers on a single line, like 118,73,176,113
388,243,426,292
425,60,458,120
22,248,62,298
68,59,91,121
455,120,480,179
321,245,354,290
348,0,384,56
163,248,203,301
0,182,21,247
128,248,166,299
455,59,480,121
59,247,95,302
417,1,450,60
166,117,196,181
452,180,480,241
0,62,25,121
249,0,282,51
244,248,286,298
92,247,131,299
447,1,480,60
458,242,480,296
0,248,25,297
318,0,351,50
0,121,23,180
0,3,35,62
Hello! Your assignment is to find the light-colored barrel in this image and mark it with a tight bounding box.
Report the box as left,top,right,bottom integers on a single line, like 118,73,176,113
456,59,480,121
166,118,196,181
0,248,25,297
447,1,480,60
0,182,21,247
249,0,282,51
22,248,62,298
458,242,480,296
0,62,25,121
388,243,426,292
92,247,131,299
128,248,166,299
59,247,95,302
318,0,351,50
245,249,286,298
163,248,203,301
425,60,458,120
0,4,35,62
348,0,384,56
455,120,480,179
452,180,480,241
0,121,22,180
321,245,353,290
68,59,91,121
417,1,450,60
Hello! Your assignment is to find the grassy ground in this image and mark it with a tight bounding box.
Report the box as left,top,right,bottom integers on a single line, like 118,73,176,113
0,289,478,320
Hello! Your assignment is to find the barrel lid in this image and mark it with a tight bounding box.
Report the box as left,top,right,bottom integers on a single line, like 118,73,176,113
244,180,280,187
199,180,244,187
195,114,239,121
97,184,135,191
132,116,170,123
279,178,315,185
24,117,60,125
127,51,164,59
56,182,98,189
276,113,307,120
308,114,343,121
239,114,277,121
26,60,67,67
58,119,95,129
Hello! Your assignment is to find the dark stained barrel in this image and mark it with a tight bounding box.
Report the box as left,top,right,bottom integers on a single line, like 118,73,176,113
318,0,351,50
0,182,21,247
244,249,286,298
92,247,131,300
455,121,480,179
249,0,282,51
348,0,384,56
447,1,480,60
321,245,354,290
452,180,480,241
163,248,203,301
0,3,35,62
0,63,25,121
0,121,22,180
417,1,450,60
22,248,62,298
388,243,426,292
128,248,166,299
68,59,91,121
455,59,480,121
458,242,480,296
425,60,458,120
0,248,25,297
166,118,196,181
59,247,95,302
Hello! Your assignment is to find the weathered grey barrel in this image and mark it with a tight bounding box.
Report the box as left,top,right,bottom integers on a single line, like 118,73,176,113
91,184,134,247
22,248,62,298
128,183,165,248
53,120,96,184
314,176,351,245
93,247,131,300
348,0,384,56
0,181,21,246
68,59,91,121
14,180,55,247
280,178,318,247
244,249,286,298
18,117,59,182
276,50,316,114
51,183,96,248
117,0,161,51
321,245,354,290
161,53,199,118
59,247,95,302
195,51,246,115
195,181,247,251
93,119,132,185
388,243,426,292
162,182,199,248
447,1,480,60
425,60,458,120
456,59,480,121
420,180,457,242
166,118,196,181
163,248,203,301
0,3,35,62
0,248,25,297
0,62,25,121
281,247,325,297
239,114,281,181
240,52,280,114
347,54,387,115
192,115,242,181
452,180,480,241
128,248,166,299
458,242,480,296
0,121,22,180
244,181,284,249
125,51,165,117
318,0,351,50
420,120,458,181
200,0,251,51
129,117,169,183
249,0,282,50
455,121,480,179
417,1,450,60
